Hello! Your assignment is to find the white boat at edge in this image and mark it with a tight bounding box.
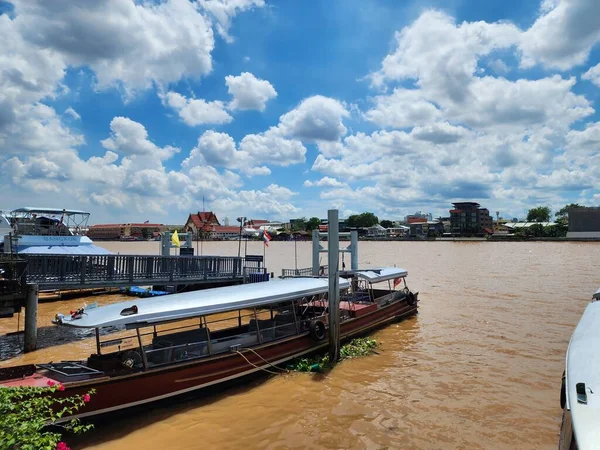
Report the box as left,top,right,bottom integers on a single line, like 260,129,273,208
559,288,600,450
1,207,112,255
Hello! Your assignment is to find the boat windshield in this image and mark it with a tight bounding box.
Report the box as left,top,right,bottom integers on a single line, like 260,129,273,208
9,208,90,236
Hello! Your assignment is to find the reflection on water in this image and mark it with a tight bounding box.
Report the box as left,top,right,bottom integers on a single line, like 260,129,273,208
1,241,599,449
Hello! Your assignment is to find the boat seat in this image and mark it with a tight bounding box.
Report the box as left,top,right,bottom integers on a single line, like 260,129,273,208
274,314,297,337
249,318,277,341
211,333,258,354
149,328,210,364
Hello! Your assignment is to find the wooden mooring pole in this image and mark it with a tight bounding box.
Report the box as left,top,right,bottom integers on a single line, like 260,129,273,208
328,209,340,362
24,283,39,353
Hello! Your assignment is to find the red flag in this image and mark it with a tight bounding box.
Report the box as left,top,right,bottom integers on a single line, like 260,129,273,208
393,277,402,288
263,230,271,247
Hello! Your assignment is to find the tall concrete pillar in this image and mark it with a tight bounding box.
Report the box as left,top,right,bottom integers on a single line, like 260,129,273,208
327,210,340,363
24,283,38,353
312,229,320,276
350,231,358,270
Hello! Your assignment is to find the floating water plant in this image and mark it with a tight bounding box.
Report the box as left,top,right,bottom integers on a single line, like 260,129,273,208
289,337,379,372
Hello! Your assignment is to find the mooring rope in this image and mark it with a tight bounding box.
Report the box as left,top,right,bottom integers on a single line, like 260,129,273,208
243,347,288,373
234,350,282,375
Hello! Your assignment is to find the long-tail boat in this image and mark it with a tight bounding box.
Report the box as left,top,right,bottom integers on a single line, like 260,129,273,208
0,267,418,421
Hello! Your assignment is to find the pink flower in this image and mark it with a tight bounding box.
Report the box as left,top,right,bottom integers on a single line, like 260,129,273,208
56,442,70,450
47,380,55,387
83,394,90,403
57,384,65,391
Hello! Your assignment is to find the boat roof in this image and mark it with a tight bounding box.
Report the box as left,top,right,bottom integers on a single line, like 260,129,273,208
56,277,351,329
342,267,408,283
17,244,112,255
11,207,89,216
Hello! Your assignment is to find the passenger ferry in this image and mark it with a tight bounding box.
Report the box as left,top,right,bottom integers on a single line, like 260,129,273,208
1,207,110,255
0,268,418,421
559,287,600,449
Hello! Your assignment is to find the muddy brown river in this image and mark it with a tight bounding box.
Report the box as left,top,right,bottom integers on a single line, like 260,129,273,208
1,241,599,449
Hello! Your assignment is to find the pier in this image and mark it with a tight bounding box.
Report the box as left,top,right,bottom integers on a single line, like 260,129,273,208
0,253,261,351
25,254,249,291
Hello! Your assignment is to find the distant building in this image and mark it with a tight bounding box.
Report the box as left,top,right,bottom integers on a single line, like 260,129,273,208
387,226,409,238
405,211,433,223
184,211,220,236
207,225,243,240
409,221,444,238
567,207,600,238
244,219,269,227
87,223,167,240
449,202,493,235
86,224,122,240
366,224,387,238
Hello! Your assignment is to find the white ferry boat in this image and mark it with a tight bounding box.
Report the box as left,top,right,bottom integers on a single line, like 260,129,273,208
559,287,600,449
1,207,111,255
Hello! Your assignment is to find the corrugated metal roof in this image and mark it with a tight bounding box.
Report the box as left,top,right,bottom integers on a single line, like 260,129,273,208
503,222,556,228
56,277,351,328
12,207,89,215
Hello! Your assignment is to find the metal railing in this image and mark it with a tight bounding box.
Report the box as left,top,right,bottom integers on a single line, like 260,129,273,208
280,266,327,278
22,254,248,290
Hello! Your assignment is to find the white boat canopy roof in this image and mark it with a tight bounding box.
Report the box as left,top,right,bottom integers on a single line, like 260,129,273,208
594,287,600,300
342,267,408,284
56,277,350,329
11,207,89,216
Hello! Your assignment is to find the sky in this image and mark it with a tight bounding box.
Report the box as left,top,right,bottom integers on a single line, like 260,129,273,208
1,0,600,225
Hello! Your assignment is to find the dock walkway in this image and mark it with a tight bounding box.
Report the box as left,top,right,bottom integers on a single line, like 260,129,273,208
1,254,258,317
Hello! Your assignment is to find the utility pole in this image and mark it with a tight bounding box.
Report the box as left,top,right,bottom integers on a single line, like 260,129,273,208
327,209,340,362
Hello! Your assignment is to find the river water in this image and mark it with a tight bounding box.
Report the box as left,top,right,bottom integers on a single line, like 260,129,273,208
1,241,599,449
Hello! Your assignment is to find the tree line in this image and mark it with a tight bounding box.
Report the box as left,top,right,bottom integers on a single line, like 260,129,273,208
518,203,586,238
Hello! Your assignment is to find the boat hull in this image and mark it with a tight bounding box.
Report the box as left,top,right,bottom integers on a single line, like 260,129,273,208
53,299,417,421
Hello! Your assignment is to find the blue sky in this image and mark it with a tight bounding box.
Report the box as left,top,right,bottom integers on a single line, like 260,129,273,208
1,0,600,224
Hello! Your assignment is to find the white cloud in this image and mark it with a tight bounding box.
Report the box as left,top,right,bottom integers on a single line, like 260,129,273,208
304,177,347,188
371,10,520,101
367,9,593,133
410,122,470,144
13,0,216,97
488,59,509,74
365,88,441,128
278,95,349,142
63,107,81,120
183,129,304,176
264,184,296,199
582,63,600,87
225,72,277,111
520,0,600,70
163,92,232,126
198,0,265,42
239,128,306,166
101,117,179,160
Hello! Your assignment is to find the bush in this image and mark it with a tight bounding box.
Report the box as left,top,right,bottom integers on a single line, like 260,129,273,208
0,382,94,450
